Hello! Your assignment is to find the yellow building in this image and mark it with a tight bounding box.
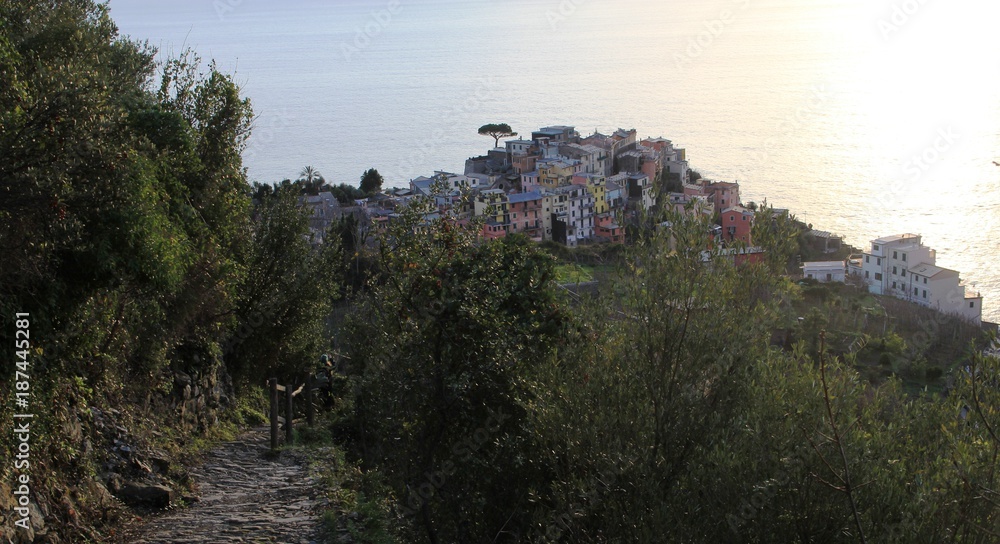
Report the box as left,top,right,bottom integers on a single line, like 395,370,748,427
573,173,608,215
537,159,579,189
473,189,508,224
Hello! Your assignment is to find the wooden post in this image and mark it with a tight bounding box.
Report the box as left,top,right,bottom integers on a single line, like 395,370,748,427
285,381,294,445
269,378,278,451
305,373,315,427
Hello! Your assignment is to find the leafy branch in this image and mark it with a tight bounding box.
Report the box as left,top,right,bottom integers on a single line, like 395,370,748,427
807,331,868,544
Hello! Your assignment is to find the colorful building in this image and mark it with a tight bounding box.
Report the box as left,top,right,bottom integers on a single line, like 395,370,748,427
720,206,754,244
474,189,509,238
537,158,581,189
507,191,544,241
572,172,609,215
708,181,741,215
595,213,625,244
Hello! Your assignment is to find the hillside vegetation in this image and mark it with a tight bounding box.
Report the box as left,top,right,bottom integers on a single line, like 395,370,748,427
2,2,999,543
333,204,1000,543
1,2,340,541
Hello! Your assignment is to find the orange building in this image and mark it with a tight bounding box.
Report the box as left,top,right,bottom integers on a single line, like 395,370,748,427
720,206,754,244
595,213,625,244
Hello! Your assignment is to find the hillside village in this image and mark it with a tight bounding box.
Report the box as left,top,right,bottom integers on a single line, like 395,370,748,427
300,123,987,325
302,125,758,248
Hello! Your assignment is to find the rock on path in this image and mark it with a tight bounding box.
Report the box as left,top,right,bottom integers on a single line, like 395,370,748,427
130,427,329,543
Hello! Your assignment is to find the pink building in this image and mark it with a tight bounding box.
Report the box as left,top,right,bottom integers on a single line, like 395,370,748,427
641,158,659,182
521,171,541,192
508,191,544,241
720,206,754,244
683,183,707,197
708,181,741,215
595,213,624,244
482,221,506,240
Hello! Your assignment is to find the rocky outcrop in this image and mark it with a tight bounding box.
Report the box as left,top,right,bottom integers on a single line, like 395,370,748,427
117,483,173,509
1,362,236,543
149,365,233,434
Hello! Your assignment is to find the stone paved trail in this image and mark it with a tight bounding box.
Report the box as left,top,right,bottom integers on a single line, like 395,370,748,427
130,427,330,543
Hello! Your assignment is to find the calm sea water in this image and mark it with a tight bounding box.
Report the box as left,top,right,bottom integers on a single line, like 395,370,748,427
111,0,1000,322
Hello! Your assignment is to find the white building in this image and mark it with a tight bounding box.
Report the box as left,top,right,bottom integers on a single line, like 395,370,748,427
433,171,482,191
662,147,689,183
547,184,595,247
803,261,846,283
558,143,609,175
505,139,535,155
906,263,983,323
849,234,982,324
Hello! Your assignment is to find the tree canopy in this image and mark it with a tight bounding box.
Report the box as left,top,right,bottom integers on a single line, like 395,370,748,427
478,123,518,148
346,203,566,542
298,165,325,194
0,2,341,539
337,206,1000,543
360,167,384,195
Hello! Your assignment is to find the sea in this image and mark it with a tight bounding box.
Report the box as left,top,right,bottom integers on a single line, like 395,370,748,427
109,0,1000,322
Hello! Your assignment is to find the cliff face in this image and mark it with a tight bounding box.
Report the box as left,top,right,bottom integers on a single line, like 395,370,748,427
1,364,235,544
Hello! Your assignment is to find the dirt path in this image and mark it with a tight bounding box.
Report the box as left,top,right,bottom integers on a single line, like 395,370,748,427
129,427,329,543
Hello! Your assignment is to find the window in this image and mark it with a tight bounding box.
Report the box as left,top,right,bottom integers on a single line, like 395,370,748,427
914,287,918,295
893,282,897,289
902,253,907,262
893,266,897,275
877,258,882,266
826,274,833,281
900,271,905,278
923,278,927,284
893,251,898,259
923,290,927,299
971,301,976,308
865,256,870,264
873,244,880,251
874,273,882,281
865,271,870,279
